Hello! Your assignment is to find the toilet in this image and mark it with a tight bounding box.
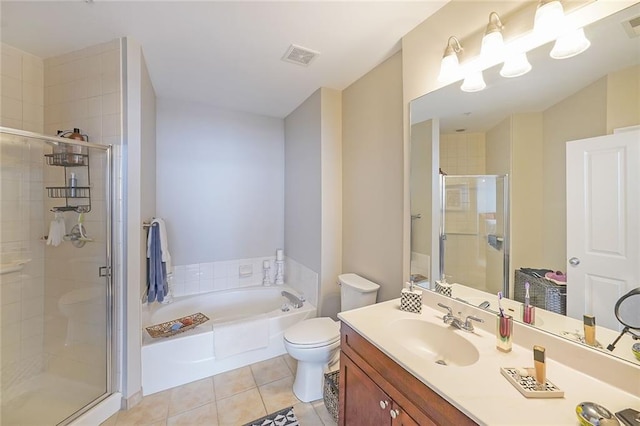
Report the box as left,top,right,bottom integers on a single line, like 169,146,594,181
283,273,380,402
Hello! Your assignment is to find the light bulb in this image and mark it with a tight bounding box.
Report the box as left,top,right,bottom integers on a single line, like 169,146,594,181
550,27,591,59
461,71,486,92
481,31,505,62
534,0,565,38
500,52,532,78
438,53,461,83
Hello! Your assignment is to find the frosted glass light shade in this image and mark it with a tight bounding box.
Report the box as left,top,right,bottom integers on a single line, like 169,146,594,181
438,54,461,83
550,28,591,59
481,31,505,62
534,0,565,37
500,52,532,78
461,71,486,92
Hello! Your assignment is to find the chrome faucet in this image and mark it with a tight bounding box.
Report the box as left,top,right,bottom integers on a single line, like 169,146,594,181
437,303,484,332
281,291,305,308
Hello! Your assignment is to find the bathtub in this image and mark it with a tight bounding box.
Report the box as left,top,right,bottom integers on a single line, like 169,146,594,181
141,285,315,395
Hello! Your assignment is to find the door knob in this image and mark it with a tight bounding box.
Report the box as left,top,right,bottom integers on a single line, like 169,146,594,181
390,409,400,419
379,400,389,409
569,257,580,266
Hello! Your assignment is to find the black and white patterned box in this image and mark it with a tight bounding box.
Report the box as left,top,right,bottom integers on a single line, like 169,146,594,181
400,288,423,314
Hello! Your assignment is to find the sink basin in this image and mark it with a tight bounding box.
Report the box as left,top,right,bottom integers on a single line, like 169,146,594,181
387,319,480,367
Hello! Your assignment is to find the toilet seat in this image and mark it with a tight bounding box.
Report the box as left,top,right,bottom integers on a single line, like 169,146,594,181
284,317,340,347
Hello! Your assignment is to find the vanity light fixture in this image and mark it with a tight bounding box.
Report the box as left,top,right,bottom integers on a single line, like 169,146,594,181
533,0,566,38
461,70,486,92
481,12,505,61
550,27,591,59
500,52,532,78
438,36,463,83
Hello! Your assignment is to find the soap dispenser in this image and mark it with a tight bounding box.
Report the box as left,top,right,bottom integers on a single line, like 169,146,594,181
435,275,452,297
400,280,423,314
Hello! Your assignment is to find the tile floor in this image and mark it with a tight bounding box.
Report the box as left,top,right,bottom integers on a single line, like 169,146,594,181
101,355,338,426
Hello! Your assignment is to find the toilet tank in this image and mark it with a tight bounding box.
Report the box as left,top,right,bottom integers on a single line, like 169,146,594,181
339,273,380,312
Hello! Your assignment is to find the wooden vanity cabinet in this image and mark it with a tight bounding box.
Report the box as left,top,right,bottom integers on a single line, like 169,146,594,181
338,323,476,426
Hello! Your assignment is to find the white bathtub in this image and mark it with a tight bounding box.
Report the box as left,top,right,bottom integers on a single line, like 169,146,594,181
141,285,316,395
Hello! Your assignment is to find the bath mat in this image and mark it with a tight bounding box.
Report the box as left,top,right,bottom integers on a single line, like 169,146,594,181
243,406,299,426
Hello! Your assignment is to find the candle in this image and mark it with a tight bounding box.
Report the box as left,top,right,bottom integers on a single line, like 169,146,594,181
263,260,270,269
276,249,284,261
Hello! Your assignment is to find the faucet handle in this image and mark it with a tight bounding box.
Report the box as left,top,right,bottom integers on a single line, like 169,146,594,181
437,303,452,315
463,315,484,331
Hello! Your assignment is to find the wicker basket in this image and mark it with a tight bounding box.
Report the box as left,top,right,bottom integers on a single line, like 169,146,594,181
514,270,566,315
323,370,339,422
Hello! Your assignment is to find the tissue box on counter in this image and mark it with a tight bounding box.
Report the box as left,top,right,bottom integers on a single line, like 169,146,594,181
400,288,423,314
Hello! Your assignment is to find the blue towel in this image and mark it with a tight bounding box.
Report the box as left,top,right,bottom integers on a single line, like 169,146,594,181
147,223,167,303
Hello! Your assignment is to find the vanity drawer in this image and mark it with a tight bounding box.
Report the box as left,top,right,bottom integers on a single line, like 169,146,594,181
340,322,476,426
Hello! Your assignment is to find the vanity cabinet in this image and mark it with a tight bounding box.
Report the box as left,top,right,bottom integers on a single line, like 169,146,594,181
339,323,476,426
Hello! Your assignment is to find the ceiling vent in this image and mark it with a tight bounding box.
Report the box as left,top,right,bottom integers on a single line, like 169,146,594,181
622,15,640,38
282,44,320,67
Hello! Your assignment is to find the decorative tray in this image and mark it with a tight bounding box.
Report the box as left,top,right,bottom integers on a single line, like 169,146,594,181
145,312,210,338
500,367,564,398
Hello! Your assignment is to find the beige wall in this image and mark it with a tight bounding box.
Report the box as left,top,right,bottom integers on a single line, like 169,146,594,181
320,88,343,318
607,64,640,133
342,51,404,302
510,113,544,290
542,77,607,271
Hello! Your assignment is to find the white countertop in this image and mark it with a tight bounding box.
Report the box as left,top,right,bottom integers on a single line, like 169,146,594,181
338,298,640,426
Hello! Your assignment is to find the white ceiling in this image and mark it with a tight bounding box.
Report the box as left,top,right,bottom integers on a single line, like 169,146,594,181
1,1,448,118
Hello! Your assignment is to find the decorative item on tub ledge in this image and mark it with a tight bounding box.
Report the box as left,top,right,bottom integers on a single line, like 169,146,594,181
400,282,423,314
145,312,209,338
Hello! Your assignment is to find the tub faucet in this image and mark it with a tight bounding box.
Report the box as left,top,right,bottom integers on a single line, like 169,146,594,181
281,291,305,308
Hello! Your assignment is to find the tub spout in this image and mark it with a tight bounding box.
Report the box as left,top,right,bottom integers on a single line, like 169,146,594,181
281,291,304,308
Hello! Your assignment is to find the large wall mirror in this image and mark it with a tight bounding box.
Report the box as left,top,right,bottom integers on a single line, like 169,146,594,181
410,2,640,365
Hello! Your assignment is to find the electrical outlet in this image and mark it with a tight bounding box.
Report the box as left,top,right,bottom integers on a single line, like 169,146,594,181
239,264,253,278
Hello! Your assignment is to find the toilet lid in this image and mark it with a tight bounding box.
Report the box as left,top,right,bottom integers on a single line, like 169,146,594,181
284,317,340,346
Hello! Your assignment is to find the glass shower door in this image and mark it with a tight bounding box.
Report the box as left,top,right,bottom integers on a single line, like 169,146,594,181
0,128,112,425
440,175,509,296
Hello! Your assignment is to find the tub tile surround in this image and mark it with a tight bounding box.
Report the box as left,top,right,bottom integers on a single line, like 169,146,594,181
169,255,318,307
102,355,337,426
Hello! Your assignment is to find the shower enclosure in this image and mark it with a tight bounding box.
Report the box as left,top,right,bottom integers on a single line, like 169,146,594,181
440,175,509,296
0,127,114,425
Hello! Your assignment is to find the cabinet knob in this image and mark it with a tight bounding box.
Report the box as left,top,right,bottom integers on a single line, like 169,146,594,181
379,400,389,409
390,409,400,419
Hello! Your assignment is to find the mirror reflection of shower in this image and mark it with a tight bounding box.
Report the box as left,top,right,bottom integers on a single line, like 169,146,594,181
440,174,509,297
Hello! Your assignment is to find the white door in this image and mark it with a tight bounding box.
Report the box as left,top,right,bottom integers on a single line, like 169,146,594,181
566,131,640,330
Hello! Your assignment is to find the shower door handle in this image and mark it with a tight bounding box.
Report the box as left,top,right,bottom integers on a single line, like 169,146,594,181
99,266,111,277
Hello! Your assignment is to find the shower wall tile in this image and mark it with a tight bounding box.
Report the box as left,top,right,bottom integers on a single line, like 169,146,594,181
0,43,44,133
